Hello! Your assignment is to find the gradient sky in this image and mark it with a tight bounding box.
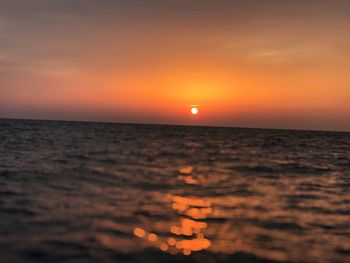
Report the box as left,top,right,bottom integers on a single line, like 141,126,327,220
1,0,349,131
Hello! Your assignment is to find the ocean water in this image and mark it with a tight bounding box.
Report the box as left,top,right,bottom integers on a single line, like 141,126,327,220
1,119,350,263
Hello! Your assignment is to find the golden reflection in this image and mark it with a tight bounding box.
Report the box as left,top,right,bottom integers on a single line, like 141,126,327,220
167,237,176,246
172,196,212,208
148,233,158,242
180,175,199,185
177,166,206,186
179,166,193,175
176,238,211,252
160,243,169,251
133,165,213,256
133,227,146,238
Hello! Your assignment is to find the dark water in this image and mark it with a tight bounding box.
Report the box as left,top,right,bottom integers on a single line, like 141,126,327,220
1,119,350,263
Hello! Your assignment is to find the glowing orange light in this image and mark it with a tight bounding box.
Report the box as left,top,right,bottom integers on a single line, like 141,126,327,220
191,107,199,115
167,237,177,246
160,243,169,251
133,227,146,238
148,233,158,242
182,175,198,185
179,166,193,175
183,248,192,256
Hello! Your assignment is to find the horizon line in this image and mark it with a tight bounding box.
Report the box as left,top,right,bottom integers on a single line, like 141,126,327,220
0,117,349,134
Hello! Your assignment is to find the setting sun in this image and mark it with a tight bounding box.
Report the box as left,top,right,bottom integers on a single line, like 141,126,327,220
191,107,199,115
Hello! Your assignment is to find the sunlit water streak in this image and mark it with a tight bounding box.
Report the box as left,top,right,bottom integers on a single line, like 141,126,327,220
0,119,350,262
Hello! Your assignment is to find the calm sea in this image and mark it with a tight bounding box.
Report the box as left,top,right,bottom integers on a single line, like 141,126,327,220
1,119,350,263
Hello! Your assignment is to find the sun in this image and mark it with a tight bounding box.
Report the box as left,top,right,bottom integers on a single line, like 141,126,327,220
191,107,199,115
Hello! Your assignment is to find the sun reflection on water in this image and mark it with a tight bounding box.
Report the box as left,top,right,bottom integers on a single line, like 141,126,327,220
133,166,212,256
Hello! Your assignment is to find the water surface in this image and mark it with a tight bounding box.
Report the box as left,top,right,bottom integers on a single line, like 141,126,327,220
1,119,350,262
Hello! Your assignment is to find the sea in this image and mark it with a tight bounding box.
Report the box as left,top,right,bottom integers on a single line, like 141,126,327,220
1,119,350,263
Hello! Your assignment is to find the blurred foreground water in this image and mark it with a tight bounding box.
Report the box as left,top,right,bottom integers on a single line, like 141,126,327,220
1,119,350,262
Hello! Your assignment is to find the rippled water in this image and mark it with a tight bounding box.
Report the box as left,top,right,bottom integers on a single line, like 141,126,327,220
1,119,350,262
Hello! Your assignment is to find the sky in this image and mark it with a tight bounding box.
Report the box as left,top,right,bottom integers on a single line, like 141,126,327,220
0,0,349,131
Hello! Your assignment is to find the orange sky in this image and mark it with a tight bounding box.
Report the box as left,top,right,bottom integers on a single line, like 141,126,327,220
0,0,349,131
